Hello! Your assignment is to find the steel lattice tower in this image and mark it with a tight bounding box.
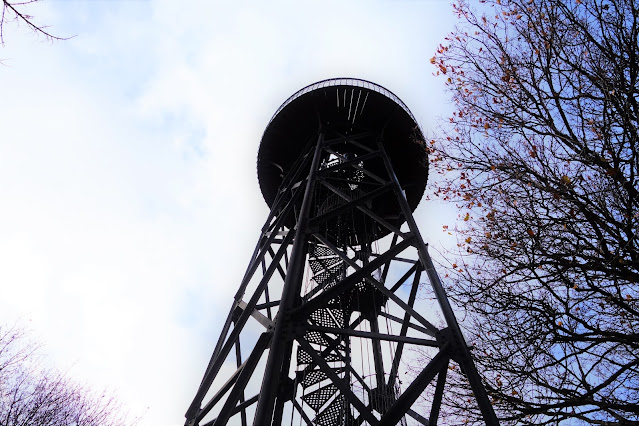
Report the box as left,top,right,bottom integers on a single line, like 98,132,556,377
184,78,499,426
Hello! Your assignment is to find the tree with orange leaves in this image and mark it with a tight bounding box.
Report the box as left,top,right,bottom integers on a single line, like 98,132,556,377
429,0,638,424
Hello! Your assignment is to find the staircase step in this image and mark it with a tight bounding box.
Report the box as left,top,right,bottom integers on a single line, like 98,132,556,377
314,394,350,426
299,367,345,388
301,383,338,411
297,347,343,365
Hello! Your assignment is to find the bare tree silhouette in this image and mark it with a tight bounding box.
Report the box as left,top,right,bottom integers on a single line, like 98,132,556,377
428,0,639,424
0,323,135,426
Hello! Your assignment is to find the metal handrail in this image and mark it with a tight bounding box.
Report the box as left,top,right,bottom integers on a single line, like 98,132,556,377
269,78,417,124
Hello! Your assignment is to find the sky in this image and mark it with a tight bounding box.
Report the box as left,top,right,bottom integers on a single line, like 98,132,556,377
0,1,458,424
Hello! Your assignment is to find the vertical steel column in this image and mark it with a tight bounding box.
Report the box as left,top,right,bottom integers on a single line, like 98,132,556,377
253,130,325,424
369,318,387,392
233,319,248,426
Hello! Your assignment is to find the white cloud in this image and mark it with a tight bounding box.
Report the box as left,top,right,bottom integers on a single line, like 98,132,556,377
0,1,458,424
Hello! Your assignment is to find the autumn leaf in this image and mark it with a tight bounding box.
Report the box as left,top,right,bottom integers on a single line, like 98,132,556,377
464,212,470,221
561,175,571,184
527,229,535,237
465,237,472,243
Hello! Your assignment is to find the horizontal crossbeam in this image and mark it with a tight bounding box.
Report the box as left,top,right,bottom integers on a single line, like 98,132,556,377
305,325,441,347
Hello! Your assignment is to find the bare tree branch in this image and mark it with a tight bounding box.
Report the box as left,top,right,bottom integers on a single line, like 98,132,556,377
1,0,68,46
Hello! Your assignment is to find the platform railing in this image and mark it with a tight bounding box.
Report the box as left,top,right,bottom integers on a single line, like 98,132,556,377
269,77,416,124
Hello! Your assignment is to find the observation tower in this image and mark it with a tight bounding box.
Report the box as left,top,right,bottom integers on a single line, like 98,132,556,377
184,78,499,425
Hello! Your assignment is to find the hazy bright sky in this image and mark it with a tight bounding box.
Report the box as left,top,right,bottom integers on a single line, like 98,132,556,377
0,1,458,424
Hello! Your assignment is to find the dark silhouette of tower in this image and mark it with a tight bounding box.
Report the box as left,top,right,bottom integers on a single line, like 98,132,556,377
184,78,499,426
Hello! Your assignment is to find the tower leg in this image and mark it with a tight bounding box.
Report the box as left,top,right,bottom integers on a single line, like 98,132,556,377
254,131,325,424
376,139,499,425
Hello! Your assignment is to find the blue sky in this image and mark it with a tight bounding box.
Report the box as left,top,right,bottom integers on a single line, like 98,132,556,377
0,1,458,424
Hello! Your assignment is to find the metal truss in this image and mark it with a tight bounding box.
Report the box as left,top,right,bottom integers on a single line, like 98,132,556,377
184,127,500,426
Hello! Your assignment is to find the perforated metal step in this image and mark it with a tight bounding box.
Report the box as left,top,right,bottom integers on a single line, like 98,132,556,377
314,394,351,426
301,383,338,411
297,347,343,366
